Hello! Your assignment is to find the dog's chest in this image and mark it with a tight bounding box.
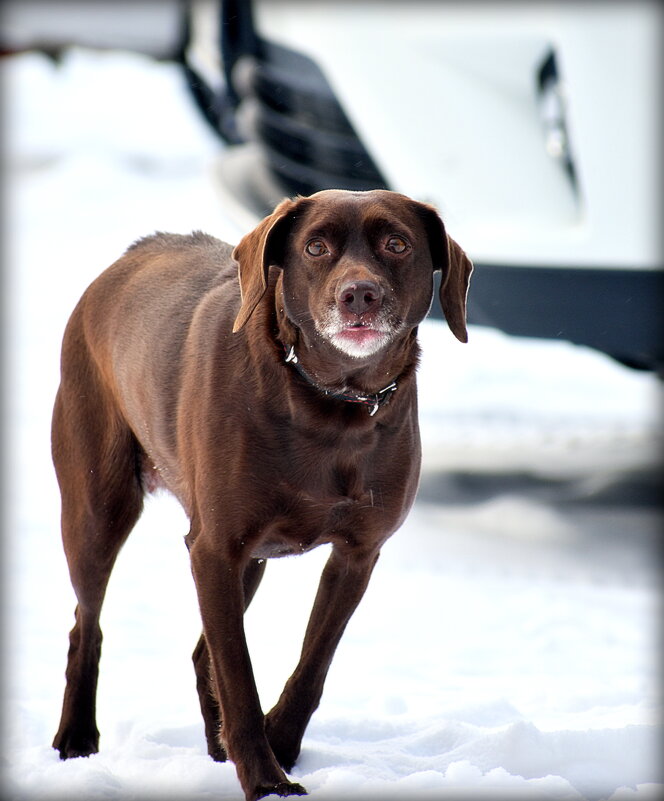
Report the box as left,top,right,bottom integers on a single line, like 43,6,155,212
249,452,394,559
241,409,420,559
251,488,380,558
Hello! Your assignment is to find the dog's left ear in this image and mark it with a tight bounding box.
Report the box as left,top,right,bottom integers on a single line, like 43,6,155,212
417,203,473,343
232,197,299,332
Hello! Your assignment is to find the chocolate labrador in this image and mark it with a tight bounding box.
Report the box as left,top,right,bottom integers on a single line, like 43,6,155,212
51,189,472,800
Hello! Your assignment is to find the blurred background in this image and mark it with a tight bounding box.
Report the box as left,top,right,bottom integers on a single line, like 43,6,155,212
4,0,663,369
2,2,662,800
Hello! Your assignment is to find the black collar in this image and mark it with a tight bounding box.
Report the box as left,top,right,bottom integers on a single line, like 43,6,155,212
284,346,397,416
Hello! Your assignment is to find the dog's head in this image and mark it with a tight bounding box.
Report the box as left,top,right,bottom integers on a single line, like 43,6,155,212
232,189,473,357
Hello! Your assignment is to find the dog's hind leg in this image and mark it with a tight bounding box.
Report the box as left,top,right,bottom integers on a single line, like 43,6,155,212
192,557,267,761
51,362,144,760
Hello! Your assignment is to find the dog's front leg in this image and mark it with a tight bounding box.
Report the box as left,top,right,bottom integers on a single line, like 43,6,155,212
265,545,380,771
189,537,306,801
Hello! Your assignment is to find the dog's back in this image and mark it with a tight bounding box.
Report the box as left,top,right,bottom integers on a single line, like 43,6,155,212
54,232,237,499
67,231,235,372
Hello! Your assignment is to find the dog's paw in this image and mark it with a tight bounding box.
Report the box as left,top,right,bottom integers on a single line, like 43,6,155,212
270,747,298,774
52,729,99,760
253,780,308,800
208,742,228,762
264,714,301,772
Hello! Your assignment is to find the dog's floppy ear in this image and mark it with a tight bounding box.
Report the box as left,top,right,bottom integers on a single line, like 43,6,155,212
232,197,299,332
440,235,474,343
418,203,473,343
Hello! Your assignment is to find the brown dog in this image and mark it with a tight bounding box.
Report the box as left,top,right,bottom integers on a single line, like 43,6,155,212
51,189,472,800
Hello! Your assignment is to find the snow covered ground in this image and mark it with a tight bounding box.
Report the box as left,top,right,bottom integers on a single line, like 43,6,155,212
2,48,662,801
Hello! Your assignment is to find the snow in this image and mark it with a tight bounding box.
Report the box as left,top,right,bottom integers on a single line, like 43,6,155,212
2,48,662,801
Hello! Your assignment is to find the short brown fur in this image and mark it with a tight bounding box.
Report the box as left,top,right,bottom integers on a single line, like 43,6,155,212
51,189,472,800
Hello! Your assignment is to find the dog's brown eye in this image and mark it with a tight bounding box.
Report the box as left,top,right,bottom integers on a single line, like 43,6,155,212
305,239,329,257
386,236,409,254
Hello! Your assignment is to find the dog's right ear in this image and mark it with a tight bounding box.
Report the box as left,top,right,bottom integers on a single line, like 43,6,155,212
232,197,299,332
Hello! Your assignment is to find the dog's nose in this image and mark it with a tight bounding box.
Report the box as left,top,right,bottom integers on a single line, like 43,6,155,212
337,280,384,316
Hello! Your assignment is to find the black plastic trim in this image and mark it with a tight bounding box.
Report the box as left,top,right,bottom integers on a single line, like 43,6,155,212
433,263,664,371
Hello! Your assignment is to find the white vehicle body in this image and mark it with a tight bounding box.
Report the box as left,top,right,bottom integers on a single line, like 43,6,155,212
255,1,660,271
4,1,662,367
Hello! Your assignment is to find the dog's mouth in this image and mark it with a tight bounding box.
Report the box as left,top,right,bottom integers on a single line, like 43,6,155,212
338,321,384,341
318,316,394,358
